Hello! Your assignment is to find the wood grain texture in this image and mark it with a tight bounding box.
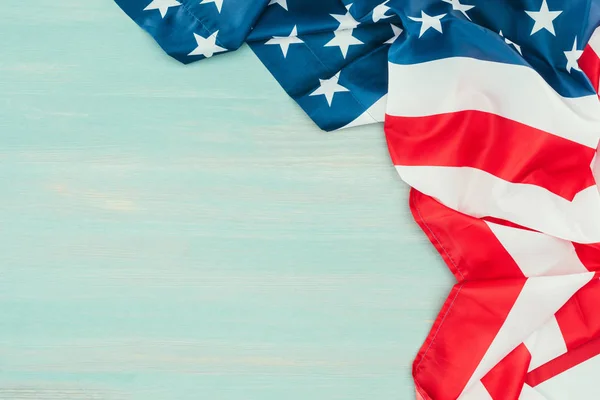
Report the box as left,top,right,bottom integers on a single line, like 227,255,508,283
0,2,454,399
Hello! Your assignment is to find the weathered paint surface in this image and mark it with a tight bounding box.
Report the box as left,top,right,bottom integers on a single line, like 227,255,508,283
0,2,452,399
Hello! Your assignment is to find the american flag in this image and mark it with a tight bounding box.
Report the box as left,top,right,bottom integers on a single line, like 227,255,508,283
114,0,600,398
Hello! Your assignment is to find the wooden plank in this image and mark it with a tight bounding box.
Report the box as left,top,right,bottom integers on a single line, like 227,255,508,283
0,2,453,399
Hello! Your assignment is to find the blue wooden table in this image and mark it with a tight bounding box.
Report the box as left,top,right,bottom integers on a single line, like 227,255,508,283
0,2,453,398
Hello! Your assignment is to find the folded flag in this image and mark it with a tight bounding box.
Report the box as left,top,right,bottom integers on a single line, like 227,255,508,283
113,0,600,398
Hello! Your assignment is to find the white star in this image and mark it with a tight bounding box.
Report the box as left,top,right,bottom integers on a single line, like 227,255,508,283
442,0,475,21
331,4,361,30
143,0,181,18
385,24,403,44
373,1,393,23
265,26,304,58
408,11,447,38
200,0,223,13
525,0,562,36
325,30,364,58
188,31,227,58
564,37,583,73
499,30,522,55
268,0,287,11
309,74,350,106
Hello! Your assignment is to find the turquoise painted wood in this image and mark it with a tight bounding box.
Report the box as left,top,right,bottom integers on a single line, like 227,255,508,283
0,2,454,399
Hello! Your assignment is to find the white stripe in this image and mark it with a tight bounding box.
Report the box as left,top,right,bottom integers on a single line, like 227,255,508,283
387,58,600,148
458,381,493,400
396,165,600,244
460,272,594,397
340,95,386,129
485,222,589,277
523,316,568,372
519,384,548,400
588,27,600,57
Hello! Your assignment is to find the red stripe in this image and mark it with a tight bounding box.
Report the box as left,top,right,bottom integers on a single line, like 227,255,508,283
386,111,596,201
526,278,600,387
413,278,526,400
573,242,600,272
410,190,525,281
580,45,600,94
555,278,600,351
415,388,428,400
482,343,531,400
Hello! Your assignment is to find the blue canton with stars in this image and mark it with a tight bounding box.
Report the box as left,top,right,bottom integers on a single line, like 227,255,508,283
115,0,600,131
